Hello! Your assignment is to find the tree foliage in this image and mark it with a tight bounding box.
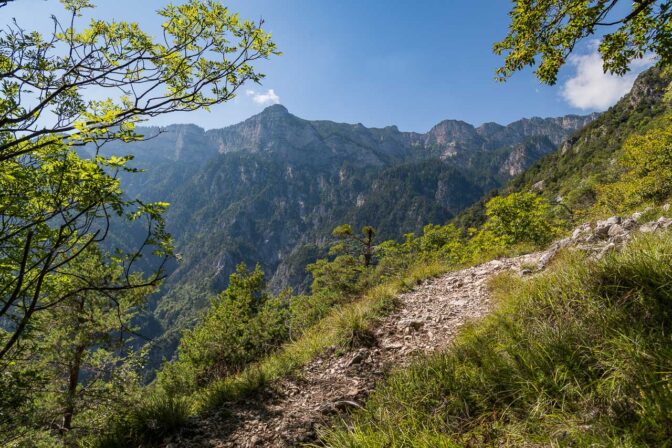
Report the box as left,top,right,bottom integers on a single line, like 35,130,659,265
495,0,671,84
0,0,277,360
599,117,672,210
306,225,379,300
481,191,559,246
165,264,290,390
330,224,377,267
1,247,152,447
0,0,277,362
0,0,277,444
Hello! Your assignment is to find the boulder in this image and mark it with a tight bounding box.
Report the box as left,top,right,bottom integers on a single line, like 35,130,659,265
607,224,626,238
640,222,658,233
605,216,622,225
531,180,545,192
621,218,637,230
593,223,611,239
657,216,672,229
594,217,622,239
571,223,591,240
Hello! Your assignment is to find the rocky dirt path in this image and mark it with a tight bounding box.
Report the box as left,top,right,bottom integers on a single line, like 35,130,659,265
168,250,547,448
165,210,671,448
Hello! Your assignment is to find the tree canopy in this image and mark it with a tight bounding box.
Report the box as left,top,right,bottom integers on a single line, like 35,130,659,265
495,0,671,84
0,0,278,361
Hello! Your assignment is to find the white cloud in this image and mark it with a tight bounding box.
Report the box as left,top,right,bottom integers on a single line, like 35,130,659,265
561,47,654,110
245,88,280,105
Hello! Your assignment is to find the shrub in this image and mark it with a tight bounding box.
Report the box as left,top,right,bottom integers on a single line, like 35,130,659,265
481,191,560,246
598,120,672,212
169,263,291,388
307,255,367,299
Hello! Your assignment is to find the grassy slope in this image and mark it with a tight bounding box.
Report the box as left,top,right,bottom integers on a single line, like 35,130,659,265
101,261,452,447
319,232,672,447
104,68,672,447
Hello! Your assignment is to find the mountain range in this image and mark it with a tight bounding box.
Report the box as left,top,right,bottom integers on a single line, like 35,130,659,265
99,105,597,361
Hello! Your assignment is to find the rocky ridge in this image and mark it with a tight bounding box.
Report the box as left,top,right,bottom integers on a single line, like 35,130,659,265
165,209,672,448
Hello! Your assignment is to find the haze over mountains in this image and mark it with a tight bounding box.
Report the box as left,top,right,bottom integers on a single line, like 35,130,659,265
102,105,596,358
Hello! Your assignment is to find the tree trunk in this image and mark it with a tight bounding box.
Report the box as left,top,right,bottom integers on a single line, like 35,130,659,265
62,344,84,438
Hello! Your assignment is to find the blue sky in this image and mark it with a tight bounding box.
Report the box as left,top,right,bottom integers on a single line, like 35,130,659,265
2,0,650,131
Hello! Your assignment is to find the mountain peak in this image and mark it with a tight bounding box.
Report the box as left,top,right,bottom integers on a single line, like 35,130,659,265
261,104,289,115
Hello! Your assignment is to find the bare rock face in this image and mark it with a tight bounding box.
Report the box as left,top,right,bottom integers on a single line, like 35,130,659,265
531,180,545,192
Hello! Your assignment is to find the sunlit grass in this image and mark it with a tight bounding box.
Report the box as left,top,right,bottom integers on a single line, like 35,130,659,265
193,260,448,412
318,232,672,447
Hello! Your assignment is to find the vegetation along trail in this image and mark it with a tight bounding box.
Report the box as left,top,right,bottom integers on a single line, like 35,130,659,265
167,250,548,447
166,209,670,448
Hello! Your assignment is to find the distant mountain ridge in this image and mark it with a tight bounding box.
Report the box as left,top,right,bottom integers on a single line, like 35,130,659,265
126,105,596,167
100,105,597,364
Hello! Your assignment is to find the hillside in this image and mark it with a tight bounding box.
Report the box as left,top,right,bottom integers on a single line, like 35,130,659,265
7,2,672,447
160,210,672,447
314,67,672,448
147,68,672,448
456,67,672,231
168,248,550,447
318,217,672,448
97,106,595,362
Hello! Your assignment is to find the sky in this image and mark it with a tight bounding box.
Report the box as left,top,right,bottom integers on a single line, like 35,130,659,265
1,0,652,132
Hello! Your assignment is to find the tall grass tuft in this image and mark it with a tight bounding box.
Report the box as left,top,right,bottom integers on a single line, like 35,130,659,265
98,393,191,448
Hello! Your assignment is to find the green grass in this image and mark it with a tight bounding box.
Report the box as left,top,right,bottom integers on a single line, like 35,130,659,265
97,394,191,448
317,232,672,448
99,228,616,447
100,260,452,447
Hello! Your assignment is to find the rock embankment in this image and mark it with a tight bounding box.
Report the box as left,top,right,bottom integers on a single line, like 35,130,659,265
538,208,672,268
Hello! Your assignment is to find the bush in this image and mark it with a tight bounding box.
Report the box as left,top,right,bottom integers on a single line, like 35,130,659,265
481,191,560,246
598,120,672,212
166,264,291,390
307,255,367,299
